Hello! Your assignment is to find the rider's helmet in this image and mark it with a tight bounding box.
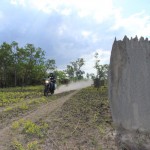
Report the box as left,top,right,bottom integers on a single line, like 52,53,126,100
49,71,55,79
49,72,54,77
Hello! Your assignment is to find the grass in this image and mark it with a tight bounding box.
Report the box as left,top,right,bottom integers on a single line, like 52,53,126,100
0,86,43,106
2,85,116,150
39,86,116,149
0,85,75,129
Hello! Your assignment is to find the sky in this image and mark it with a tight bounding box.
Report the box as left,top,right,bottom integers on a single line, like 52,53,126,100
0,0,150,75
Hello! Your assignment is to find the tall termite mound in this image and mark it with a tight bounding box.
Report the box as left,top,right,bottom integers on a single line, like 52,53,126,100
109,36,150,149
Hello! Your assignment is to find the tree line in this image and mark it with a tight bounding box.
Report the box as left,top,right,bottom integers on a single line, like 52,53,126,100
0,41,108,87
0,41,86,87
0,41,46,87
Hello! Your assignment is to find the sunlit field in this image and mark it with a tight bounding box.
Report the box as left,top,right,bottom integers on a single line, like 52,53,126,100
0,86,43,107
0,85,117,150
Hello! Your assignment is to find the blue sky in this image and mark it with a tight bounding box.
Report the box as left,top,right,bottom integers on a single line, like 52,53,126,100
0,0,150,74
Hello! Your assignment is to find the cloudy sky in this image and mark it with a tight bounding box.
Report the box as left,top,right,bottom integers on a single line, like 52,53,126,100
0,0,150,74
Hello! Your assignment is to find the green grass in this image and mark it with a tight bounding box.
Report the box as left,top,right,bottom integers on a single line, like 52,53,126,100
41,86,115,149
0,86,43,106
8,86,116,150
0,85,75,129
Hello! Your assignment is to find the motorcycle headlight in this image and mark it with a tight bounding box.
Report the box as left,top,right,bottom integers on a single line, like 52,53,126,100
45,80,49,84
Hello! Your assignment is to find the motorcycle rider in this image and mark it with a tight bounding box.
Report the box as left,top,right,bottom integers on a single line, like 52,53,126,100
48,72,56,90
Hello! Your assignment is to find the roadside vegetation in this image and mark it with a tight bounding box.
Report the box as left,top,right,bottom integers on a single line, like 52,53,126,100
40,86,116,150
1,86,117,150
0,85,75,129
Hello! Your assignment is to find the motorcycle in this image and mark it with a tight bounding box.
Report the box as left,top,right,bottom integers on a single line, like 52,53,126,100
44,78,55,96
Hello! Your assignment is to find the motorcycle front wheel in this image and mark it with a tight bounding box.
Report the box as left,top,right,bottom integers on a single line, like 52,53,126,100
50,90,54,95
44,87,48,96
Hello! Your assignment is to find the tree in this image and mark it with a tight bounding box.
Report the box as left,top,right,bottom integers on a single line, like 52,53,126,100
0,41,47,87
11,41,19,86
15,47,27,85
24,44,45,84
94,52,109,85
69,58,85,80
0,42,14,87
45,59,56,74
54,70,70,85
66,65,74,79
86,73,90,79
11,43,46,86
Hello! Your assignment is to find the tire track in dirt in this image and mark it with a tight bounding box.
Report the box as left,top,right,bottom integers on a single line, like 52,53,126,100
23,90,79,121
0,90,79,150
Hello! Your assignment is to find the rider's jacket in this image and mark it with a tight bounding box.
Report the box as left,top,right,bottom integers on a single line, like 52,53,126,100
49,76,56,83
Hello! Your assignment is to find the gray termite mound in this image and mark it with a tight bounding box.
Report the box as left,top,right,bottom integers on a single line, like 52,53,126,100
109,36,150,149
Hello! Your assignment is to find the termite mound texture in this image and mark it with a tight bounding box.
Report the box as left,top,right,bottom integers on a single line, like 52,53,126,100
109,36,150,149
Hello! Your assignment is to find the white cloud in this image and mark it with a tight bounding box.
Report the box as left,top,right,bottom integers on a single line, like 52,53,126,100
9,0,117,23
110,11,150,37
0,11,3,19
0,11,7,31
81,31,91,38
10,0,26,6
10,0,17,5
91,34,100,43
58,24,67,35
81,49,110,75
61,8,72,16
83,32,103,44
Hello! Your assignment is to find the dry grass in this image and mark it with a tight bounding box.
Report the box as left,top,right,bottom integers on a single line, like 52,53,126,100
0,86,117,150
41,86,117,150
